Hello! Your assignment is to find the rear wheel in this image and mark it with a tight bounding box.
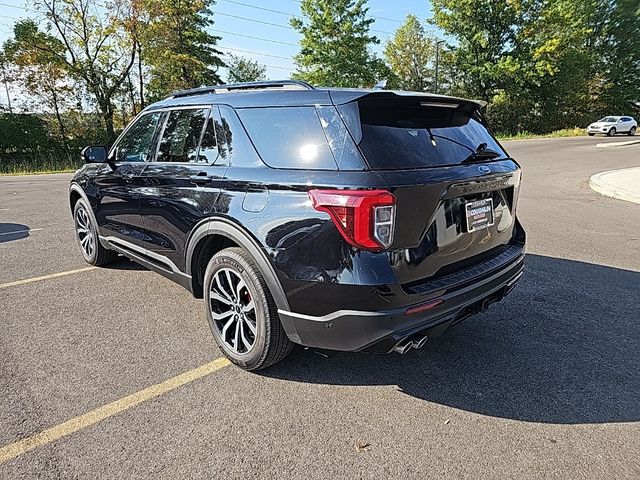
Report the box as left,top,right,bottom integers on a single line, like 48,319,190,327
588,133,595,136
629,126,636,136
204,247,293,371
607,127,616,137
73,199,117,266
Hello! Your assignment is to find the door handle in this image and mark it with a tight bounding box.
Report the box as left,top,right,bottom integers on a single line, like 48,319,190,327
121,172,135,182
189,173,214,186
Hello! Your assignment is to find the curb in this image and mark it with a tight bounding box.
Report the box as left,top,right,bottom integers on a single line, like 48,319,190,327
596,139,640,148
589,168,640,205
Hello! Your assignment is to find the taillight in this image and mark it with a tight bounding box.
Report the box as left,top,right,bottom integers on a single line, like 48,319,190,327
308,189,396,251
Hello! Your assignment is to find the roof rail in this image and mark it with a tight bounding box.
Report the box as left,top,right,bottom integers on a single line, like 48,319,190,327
168,80,314,99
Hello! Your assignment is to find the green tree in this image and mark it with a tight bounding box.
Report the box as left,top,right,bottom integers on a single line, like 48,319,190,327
3,20,73,144
291,0,384,87
597,0,640,115
431,0,524,100
139,0,224,99
225,55,267,83
29,0,139,142
384,14,435,92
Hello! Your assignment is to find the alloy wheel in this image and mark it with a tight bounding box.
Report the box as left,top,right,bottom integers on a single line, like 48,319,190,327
209,268,257,354
75,205,95,259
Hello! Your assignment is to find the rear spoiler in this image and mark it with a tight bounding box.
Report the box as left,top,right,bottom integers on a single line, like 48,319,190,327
328,89,487,113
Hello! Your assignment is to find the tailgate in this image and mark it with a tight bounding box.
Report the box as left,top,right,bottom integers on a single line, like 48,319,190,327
375,162,522,285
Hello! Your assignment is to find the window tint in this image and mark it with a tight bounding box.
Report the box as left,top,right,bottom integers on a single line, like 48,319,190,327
621,117,632,122
196,109,221,164
237,107,337,170
114,112,162,162
353,99,507,169
218,106,263,167
156,108,208,163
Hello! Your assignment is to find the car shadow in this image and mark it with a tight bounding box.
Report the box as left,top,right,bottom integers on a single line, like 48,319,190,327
0,223,30,243
102,256,148,271
263,254,640,425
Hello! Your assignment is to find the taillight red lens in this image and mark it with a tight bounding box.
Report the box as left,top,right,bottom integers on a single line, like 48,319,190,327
308,189,396,250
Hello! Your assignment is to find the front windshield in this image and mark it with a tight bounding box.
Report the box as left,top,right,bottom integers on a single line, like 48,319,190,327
599,117,618,123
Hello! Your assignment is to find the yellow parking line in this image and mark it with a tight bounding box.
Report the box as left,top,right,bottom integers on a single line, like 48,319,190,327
0,357,231,465
0,267,97,289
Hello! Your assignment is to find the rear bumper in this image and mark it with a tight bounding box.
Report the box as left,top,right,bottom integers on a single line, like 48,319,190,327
277,251,525,352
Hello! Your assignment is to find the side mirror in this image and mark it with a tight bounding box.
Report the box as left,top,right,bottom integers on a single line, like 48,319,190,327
81,146,108,163
618,119,624,123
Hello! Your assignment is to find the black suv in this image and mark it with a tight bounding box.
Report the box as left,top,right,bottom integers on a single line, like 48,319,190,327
69,80,525,370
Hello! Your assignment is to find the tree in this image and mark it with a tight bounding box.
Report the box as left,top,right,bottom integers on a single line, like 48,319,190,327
225,55,267,83
0,52,14,113
384,14,435,92
3,20,73,145
139,0,224,100
597,0,640,115
28,0,139,142
431,0,523,101
291,0,384,88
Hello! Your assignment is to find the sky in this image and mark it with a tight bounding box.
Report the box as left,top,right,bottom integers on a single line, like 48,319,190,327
0,0,440,99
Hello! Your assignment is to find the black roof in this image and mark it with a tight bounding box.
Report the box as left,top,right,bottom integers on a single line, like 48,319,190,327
144,80,486,112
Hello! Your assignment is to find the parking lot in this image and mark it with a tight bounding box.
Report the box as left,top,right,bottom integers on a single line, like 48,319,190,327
1,136,639,479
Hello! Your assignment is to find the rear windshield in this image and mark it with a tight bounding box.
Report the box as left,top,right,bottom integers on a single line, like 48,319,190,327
340,97,508,170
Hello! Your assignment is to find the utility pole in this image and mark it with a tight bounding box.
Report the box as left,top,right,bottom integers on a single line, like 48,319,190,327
435,40,445,95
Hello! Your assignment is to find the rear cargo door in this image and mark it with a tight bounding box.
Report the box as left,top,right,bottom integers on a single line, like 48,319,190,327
335,93,523,285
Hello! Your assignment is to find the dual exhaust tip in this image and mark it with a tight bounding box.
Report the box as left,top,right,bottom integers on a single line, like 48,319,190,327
393,335,428,354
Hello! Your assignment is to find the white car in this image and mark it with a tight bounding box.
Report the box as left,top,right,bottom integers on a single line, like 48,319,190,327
587,116,637,137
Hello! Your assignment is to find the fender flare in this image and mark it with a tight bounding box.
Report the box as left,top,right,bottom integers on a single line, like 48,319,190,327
185,218,290,311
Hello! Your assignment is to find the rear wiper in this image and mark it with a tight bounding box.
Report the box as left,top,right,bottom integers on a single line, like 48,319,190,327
461,142,502,164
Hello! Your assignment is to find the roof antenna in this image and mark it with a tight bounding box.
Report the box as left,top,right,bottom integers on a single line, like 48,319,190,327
373,79,388,90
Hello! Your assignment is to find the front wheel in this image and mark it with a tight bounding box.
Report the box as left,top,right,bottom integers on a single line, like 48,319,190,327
607,127,616,137
73,199,117,266
629,127,636,136
588,133,595,136
204,247,293,371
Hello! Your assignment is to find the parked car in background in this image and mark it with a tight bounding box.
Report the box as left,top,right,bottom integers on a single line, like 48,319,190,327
69,80,525,371
587,116,637,136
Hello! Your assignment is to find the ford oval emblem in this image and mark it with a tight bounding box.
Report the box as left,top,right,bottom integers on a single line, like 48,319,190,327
478,165,491,174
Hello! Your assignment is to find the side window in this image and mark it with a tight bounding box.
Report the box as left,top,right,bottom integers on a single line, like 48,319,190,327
197,108,222,164
156,108,208,163
113,112,162,162
218,106,263,167
236,106,337,170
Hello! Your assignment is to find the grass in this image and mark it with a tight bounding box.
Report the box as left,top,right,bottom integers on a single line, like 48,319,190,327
0,151,82,175
496,127,586,141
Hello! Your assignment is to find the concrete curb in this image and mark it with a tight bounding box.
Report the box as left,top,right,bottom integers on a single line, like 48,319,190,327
590,168,640,205
596,139,640,148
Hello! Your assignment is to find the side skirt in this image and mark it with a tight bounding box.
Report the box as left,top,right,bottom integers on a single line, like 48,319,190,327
100,236,193,293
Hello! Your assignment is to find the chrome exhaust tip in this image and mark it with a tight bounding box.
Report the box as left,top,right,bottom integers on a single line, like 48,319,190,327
393,339,413,354
412,335,428,349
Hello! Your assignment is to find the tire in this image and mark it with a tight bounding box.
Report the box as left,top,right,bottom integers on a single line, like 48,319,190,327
73,199,118,266
588,133,595,136
629,127,636,136
203,247,293,371
607,127,616,137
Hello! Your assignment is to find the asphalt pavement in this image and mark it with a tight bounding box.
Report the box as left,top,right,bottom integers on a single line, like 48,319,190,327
1,136,639,479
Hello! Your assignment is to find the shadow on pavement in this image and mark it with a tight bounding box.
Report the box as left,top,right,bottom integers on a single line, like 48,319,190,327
103,256,148,271
0,223,30,243
264,254,640,425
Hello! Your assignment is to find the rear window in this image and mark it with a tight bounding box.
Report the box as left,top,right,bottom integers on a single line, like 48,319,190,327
236,106,365,170
340,97,508,170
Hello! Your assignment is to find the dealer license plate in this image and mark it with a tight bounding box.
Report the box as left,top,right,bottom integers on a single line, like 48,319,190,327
465,198,495,233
